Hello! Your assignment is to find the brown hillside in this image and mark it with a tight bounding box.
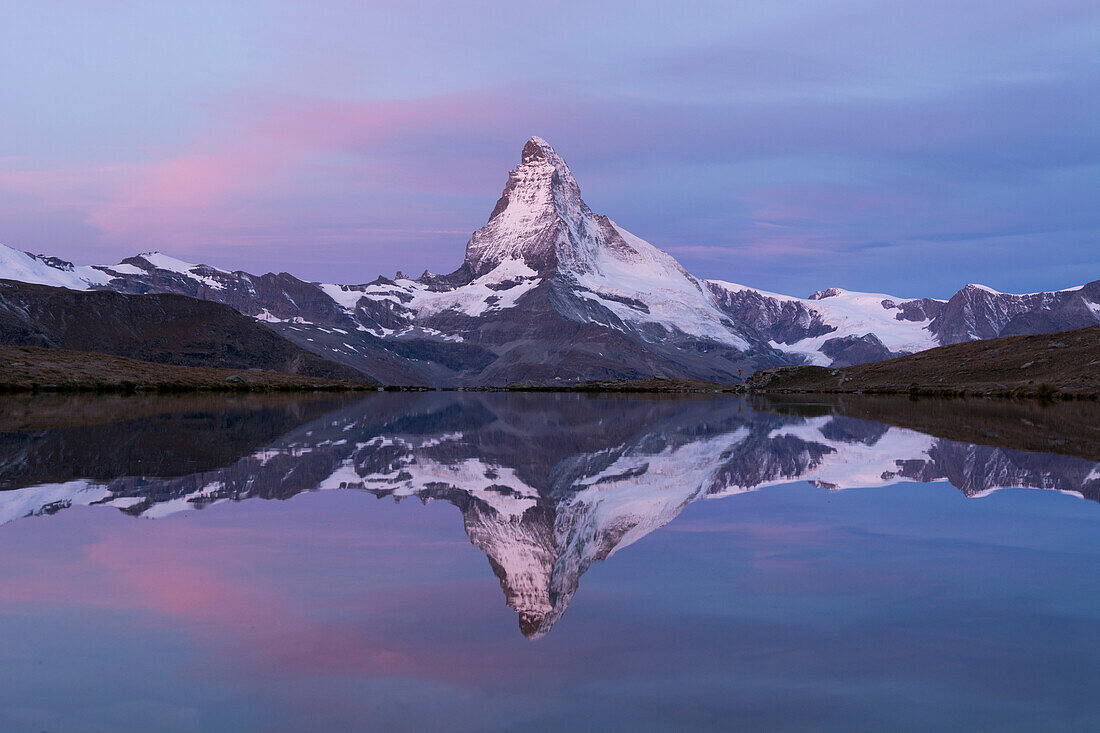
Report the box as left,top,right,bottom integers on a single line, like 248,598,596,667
0,345,372,393
746,325,1100,398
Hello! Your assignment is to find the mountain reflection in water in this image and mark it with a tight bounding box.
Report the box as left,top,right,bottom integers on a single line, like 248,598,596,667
1,392,1096,639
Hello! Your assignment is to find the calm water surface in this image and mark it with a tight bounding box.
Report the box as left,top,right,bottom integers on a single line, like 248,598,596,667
0,393,1098,732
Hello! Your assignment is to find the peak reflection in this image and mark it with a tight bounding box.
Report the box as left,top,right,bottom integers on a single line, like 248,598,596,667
0,393,1096,638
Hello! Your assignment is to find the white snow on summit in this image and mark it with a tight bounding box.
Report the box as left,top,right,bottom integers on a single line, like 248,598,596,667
0,243,112,289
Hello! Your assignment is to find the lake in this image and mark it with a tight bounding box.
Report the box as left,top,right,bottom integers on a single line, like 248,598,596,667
0,392,1098,732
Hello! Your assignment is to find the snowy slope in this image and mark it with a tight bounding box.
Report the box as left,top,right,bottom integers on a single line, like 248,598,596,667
0,243,237,293
568,222,750,348
707,281,942,365
0,243,112,289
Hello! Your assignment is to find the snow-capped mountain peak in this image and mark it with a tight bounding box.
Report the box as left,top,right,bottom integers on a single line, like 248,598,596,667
448,137,756,352
462,136,592,278
469,138,695,283
461,136,674,283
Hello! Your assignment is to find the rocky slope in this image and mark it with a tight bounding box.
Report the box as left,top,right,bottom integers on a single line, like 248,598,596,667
0,280,374,383
1,137,1096,384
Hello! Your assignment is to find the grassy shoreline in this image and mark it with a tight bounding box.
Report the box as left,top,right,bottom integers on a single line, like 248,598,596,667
0,345,378,393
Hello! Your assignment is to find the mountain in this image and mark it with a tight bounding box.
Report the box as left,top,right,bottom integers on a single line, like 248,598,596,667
706,280,1100,366
933,282,1100,342
0,280,374,383
1,393,1097,637
0,137,1096,384
338,137,781,385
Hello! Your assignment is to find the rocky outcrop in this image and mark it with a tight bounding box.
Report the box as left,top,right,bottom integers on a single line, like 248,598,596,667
929,283,1100,344
819,333,894,367
705,283,836,344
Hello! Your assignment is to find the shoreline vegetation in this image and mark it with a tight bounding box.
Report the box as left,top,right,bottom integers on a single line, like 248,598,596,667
0,345,385,394
1,325,1097,399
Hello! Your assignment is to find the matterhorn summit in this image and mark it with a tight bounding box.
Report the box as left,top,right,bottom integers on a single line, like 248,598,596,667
421,136,771,375
460,137,718,300
462,136,667,280
462,136,588,277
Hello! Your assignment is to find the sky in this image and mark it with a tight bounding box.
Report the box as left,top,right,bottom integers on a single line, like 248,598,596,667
1,1,1097,298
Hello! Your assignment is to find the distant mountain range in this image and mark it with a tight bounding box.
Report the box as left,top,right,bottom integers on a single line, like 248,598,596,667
2,393,1097,638
2,137,1097,385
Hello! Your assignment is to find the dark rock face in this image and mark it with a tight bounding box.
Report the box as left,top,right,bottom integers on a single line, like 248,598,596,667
809,288,843,300
0,280,373,383
33,255,77,272
999,284,1100,336
892,298,946,323
819,334,894,367
706,284,837,344
929,282,1100,344
109,257,351,327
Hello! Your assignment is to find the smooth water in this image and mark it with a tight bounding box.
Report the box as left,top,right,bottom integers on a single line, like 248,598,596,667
0,393,1098,732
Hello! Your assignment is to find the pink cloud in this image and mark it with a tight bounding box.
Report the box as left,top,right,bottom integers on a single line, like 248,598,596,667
60,91,539,257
